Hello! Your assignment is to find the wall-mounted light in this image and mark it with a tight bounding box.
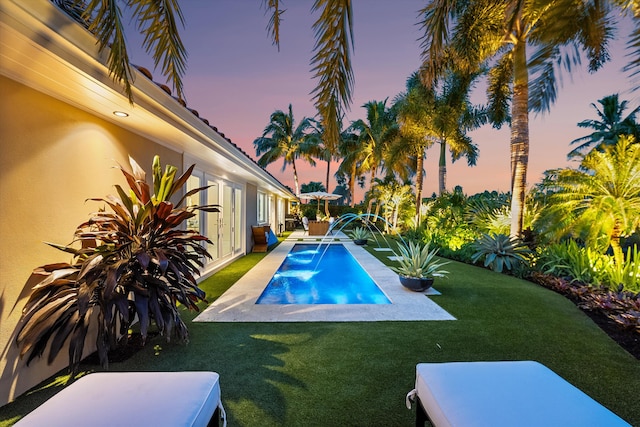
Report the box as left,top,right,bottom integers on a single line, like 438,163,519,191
113,111,129,117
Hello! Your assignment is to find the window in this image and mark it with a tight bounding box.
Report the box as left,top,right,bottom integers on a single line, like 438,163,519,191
257,191,268,224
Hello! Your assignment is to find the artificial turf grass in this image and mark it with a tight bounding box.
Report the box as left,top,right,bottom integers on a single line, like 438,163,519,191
2,236,640,426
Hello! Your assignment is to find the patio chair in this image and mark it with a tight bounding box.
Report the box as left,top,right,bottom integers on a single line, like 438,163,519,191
301,216,309,234
407,361,630,427
251,225,268,252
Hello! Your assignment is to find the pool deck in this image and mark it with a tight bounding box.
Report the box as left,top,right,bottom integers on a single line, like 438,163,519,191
194,230,456,323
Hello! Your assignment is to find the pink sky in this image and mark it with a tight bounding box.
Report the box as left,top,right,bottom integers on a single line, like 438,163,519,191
129,1,639,202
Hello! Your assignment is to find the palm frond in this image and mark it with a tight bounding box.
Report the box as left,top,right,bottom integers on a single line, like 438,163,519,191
310,0,354,153
261,0,285,51
84,0,134,101
129,0,187,100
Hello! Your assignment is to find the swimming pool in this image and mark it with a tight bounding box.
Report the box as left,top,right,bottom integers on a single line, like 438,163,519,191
256,244,391,304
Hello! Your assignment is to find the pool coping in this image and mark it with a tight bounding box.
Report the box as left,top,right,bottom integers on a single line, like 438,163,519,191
194,230,456,322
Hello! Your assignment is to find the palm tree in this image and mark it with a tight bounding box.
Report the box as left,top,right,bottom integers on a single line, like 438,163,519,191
394,71,485,219
538,136,640,266
569,94,640,157
336,128,362,207
253,104,318,196
420,0,614,238
350,99,399,213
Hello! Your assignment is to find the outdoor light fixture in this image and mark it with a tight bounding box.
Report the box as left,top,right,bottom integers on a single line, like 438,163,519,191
113,111,129,117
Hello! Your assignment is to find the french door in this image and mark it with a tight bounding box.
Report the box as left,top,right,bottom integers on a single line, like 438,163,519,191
187,171,244,268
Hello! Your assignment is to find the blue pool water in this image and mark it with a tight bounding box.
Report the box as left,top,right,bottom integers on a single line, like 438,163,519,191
256,244,391,304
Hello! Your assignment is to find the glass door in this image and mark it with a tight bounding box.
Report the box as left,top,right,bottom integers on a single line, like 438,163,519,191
206,177,220,262
221,183,233,258
234,187,243,253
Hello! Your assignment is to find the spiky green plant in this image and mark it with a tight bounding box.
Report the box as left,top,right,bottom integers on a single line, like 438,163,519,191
16,155,218,376
391,241,449,279
471,233,530,273
349,226,371,241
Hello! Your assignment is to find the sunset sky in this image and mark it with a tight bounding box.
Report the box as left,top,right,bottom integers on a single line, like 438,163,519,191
128,1,639,201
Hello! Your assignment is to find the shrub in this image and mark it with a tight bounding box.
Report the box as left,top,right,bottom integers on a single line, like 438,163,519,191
535,241,640,292
16,156,215,375
471,233,530,273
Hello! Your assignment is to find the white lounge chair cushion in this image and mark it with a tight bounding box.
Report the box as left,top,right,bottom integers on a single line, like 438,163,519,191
414,361,630,427
16,371,223,427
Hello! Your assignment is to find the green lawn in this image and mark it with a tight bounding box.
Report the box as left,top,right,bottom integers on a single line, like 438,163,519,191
1,236,639,426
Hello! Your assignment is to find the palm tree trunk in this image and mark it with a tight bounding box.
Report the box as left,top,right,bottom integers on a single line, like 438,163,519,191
438,139,446,195
611,222,624,267
326,157,331,193
509,41,529,239
292,159,300,196
349,163,356,207
415,149,424,227
366,166,378,219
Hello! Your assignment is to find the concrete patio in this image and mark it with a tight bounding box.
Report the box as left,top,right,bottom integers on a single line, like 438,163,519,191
194,230,455,323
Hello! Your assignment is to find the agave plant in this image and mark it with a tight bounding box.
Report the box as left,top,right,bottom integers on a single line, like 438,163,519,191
391,241,449,279
16,155,218,375
471,233,530,273
349,226,371,241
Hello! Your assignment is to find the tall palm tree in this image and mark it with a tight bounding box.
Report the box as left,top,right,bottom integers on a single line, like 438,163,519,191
538,136,640,266
420,0,614,238
336,128,362,207
394,71,485,220
569,94,640,157
253,104,318,196
350,100,399,204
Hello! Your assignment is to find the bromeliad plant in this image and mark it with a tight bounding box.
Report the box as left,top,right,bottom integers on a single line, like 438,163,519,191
471,233,530,273
391,241,449,279
16,156,218,375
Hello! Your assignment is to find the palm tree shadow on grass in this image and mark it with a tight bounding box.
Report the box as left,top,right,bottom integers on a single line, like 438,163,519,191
82,322,321,426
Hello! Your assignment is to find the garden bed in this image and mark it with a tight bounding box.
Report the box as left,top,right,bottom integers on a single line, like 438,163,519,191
530,272,639,359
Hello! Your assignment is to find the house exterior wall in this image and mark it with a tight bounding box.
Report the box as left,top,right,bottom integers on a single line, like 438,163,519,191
0,76,183,404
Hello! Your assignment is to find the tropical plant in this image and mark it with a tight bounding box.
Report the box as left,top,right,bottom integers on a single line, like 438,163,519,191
471,233,529,273
350,99,399,214
394,71,484,203
253,104,319,196
423,186,477,251
601,245,640,292
569,94,640,157
391,241,449,279
420,0,614,238
376,179,414,233
537,136,640,266
301,181,326,193
349,226,371,241
535,240,608,284
336,128,363,207
16,156,216,375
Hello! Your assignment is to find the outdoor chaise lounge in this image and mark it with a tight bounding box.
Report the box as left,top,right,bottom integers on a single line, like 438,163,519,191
406,361,630,427
15,371,226,427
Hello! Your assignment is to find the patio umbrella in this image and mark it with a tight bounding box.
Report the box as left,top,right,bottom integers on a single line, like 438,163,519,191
298,191,342,217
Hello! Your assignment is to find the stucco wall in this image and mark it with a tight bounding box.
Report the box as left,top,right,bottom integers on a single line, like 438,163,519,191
0,76,182,404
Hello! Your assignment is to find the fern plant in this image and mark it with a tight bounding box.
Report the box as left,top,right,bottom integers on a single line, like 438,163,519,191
16,156,218,375
391,241,449,279
471,233,529,273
